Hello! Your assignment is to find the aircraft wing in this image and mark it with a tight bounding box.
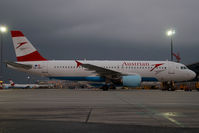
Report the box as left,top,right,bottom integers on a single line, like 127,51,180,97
76,61,122,78
6,62,32,70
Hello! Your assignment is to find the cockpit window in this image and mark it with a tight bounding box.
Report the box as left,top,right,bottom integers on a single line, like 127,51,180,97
180,66,187,70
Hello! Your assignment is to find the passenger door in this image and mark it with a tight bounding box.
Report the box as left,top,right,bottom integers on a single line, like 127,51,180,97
41,61,48,76
168,61,175,74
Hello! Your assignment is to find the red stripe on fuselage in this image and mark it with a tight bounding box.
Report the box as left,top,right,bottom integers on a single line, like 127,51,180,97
11,31,24,37
17,51,47,61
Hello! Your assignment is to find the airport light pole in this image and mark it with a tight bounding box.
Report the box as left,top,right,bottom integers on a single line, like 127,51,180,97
0,26,7,80
166,29,175,61
27,76,31,84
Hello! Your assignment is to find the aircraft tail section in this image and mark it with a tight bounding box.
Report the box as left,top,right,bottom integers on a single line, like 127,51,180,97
11,31,47,62
9,80,15,87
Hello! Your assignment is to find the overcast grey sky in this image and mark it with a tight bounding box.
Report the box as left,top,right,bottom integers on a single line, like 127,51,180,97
1,0,199,83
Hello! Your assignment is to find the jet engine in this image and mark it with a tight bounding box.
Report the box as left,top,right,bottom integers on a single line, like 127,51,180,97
122,75,141,87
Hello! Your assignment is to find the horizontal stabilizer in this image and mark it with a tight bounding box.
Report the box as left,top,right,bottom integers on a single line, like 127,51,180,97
6,62,32,70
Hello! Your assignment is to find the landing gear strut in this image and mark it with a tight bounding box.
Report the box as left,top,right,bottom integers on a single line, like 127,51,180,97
100,85,109,91
162,81,175,91
100,84,116,91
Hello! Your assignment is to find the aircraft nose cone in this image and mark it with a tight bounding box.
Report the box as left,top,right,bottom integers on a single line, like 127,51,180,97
189,71,196,80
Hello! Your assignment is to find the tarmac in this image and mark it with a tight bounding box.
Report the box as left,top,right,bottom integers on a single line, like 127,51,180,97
0,89,199,133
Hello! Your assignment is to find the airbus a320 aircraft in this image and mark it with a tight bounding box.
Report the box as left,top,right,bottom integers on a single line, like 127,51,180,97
7,31,196,90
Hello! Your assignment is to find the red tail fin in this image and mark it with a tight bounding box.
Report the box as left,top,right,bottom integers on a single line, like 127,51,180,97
11,31,47,62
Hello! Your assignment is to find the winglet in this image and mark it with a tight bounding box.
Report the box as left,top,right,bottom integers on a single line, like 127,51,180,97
75,60,82,68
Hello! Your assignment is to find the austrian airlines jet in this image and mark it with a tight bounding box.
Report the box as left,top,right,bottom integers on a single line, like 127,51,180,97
7,31,196,90
3,80,48,89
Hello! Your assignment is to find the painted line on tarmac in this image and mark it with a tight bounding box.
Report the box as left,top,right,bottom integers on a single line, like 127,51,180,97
85,108,92,123
114,93,184,127
163,115,184,127
139,104,184,128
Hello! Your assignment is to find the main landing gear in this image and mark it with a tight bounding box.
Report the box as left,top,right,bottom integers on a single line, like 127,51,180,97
100,78,118,91
100,84,116,91
162,81,175,91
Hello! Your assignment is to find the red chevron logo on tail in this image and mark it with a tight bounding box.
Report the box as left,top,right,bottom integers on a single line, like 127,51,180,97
16,42,27,49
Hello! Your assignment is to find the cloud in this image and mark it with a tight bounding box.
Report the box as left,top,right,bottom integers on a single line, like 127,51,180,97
1,0,199,82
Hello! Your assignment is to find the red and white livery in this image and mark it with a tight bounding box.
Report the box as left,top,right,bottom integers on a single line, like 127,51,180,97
7,31,196,90
11,31,46,62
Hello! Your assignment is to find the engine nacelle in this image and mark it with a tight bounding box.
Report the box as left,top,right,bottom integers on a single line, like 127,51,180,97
122,75,141,87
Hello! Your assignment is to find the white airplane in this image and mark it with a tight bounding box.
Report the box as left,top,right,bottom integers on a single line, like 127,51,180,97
3,80,32,89
3,80,52,89
2,80,48,89
6,31,196,90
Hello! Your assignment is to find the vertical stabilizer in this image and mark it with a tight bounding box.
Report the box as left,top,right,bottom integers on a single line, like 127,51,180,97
11,31,47,61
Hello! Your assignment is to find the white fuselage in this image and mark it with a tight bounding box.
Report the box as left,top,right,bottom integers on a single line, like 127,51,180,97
9,31,196,85
8,60,196,82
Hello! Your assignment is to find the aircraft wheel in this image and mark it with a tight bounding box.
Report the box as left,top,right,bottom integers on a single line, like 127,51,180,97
109,84,116,90
101,85,109,91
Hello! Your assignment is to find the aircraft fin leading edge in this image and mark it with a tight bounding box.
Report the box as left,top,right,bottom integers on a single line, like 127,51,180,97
11,31,47,62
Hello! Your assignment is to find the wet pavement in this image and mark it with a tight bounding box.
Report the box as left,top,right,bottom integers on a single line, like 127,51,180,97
0,89,198,133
